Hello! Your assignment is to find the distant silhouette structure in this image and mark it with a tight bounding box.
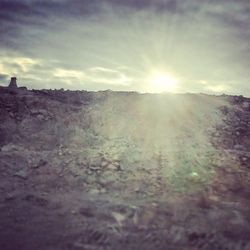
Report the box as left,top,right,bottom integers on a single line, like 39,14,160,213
9,77,17,88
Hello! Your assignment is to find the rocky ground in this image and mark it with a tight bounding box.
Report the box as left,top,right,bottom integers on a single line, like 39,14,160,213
0,86,249,250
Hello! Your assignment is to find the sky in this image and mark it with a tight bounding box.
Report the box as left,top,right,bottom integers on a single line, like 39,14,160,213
0,0,250,96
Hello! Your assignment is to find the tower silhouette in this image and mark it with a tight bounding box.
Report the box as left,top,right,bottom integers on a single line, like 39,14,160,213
9,77,17,88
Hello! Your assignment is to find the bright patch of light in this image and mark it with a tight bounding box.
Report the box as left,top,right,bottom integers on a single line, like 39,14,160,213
147,71,178,93
54,68,85,79
205,84,227,92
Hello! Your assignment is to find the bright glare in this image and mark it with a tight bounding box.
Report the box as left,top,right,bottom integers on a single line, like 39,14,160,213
147,71,178,93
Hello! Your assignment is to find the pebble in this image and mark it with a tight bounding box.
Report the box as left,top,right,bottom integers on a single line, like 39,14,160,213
101,160,109,168
88,189,100,195
188,172,201,182
5,193,16,201
14,169,28,179
79,207,94,217
99,188,107,194
71,210,77,215
241,157,248,162
242,102,250,110
106,163,117,170
111,211,126,227
33,159,47,169
1,144,19,152
233,144,246,151
37,114,45,120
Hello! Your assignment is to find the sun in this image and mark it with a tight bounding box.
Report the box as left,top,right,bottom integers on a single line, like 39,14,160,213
147,71,178,93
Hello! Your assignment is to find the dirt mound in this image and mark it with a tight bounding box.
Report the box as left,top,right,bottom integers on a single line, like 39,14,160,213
0,86,250,250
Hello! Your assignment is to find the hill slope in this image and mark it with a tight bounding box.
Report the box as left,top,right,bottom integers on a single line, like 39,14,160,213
0,86,250,250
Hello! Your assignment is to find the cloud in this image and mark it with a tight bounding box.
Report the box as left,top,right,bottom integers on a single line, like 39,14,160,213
0,52,133,89
85,67,132,86
54,68,85,80
0,73,8,83
0,0,249,96
204,84,229,93
0,55,39,75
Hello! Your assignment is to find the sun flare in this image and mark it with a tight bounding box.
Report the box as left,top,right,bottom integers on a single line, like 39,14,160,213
147,71,178,93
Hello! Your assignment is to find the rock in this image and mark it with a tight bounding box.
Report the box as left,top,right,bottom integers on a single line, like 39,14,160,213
5,193,16,201
219,106,229,115
106,162,121,171
88,188,100,195
239,156,249,166
33,159,47,169
89,164,101,172
23,194,49,207
37,114,45,121
9,112,15,118
30,109,51,118
196,195,212,209
100,160,109,168
99,188,107,194
70,210,77,215
111,211,127,227
228,179,243,192
1,143,20,152
79,206,95,217
235,127,247,136
77,159,87,167
233,144,246,151
106,163,117,170
242,102,250,110
14,169,28,179
241,157,248,162
98,172,117,186
134,204,158,229
188,172,202,183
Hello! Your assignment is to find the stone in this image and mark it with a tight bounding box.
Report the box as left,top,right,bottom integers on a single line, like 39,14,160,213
88,188,100,195
106,163,117,170
241,157,248,162
242,102,250,110
101,160,109,168
89,164,101,171
37,114,45,121
111,211,127,227
98,172,117,186
1,143,19,152
14,169,28,179
9,112,15,118
33,159,47,169
233,144,246,151
5,193,16,201
188,172,202,183
79,206,94,217
99,188,107,194
23,194,49,207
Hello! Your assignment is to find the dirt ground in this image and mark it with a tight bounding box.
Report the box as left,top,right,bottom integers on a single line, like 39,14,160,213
0,87,250,250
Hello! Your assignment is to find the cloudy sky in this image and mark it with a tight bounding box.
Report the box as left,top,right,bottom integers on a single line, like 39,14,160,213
0,0,249,96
